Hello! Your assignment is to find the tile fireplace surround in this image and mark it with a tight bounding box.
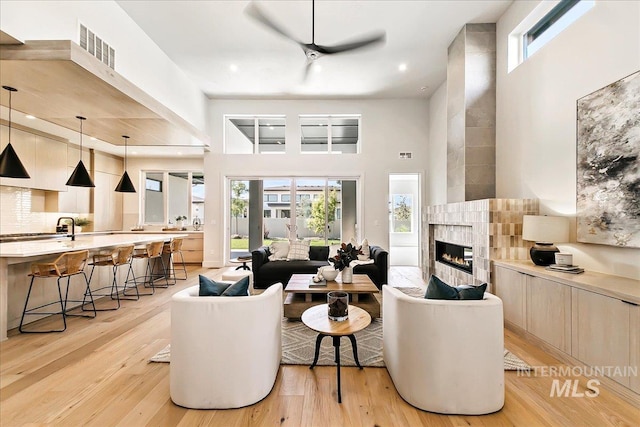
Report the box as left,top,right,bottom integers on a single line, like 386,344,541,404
423,199,538,291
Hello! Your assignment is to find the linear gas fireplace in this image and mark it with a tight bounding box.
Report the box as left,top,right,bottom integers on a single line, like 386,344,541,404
436,241,473,274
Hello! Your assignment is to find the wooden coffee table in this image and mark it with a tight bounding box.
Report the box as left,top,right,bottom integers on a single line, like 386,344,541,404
284,274,380,319
301,304,372,403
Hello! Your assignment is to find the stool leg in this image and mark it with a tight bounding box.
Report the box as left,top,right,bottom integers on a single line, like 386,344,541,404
136,258,155,296
176,251,188,279
19,276,66,333
165,252,176,285
65,273,96,318
121,262,139,300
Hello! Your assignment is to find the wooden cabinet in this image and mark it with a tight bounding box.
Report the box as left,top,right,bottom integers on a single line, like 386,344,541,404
527,276,572,353
93,172,123,231
33,136,67,191
572,289,634,388
493,265,526,329
0,126,67,191
493,260,640,397
180,233,203,264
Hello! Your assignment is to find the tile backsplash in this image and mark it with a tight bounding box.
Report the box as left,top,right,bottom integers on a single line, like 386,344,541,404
0,186,88,234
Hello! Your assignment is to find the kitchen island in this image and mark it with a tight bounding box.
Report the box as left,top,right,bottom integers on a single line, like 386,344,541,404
0,233,186,341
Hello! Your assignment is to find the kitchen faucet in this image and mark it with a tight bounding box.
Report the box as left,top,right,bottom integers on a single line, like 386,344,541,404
57,217,76,241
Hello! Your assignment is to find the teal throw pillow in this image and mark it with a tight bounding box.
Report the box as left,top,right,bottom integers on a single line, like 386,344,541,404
457,283,487,300
424,275,487,300
199,275,231,296
221,276,250,296
425,275,458,299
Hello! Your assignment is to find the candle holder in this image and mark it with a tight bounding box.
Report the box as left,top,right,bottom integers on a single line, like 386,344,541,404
327,291,349,321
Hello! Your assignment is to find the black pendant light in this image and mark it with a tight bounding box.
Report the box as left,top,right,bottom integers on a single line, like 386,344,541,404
0,86,30,178
115,135,136,193
66,116,95,187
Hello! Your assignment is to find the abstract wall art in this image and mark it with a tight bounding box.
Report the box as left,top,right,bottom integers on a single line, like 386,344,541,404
576,70,640,247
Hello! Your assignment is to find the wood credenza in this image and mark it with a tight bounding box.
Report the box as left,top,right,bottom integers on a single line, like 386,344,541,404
493,260,639,400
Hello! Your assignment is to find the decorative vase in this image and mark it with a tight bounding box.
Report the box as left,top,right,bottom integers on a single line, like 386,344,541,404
176,220,184,229
327,291,349,321
341,266,353,284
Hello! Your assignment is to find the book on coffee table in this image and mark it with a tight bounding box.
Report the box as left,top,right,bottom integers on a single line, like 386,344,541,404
309,278,327,287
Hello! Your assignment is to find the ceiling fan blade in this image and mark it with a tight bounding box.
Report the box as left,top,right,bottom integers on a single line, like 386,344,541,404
244,1,302,44
314,31,386,55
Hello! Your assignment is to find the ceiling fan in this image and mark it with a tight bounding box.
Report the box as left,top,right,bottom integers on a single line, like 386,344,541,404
245,0,386,79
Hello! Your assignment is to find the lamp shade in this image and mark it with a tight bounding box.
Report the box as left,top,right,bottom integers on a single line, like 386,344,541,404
0,143,30,178
115,171,136,193
0,85,30,178
115,134,136,192
522,215,570,243
66,160,95,187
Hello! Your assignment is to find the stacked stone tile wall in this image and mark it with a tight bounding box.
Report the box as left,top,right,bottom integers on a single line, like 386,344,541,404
424,199,538,290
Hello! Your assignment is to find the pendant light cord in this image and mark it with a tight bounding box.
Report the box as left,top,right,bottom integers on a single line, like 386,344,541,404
312,0,315,44
7,89,12,143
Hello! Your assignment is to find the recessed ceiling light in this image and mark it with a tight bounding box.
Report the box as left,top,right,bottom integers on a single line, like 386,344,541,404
229,64,238,72
90,137,97,141
420,86,428,92
177,152,183,155
398,63,408,72
131,151,138,155
269,126,274,130
25,114,36,119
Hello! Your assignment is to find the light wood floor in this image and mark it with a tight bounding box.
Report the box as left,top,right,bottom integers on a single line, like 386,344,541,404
1,266,638,426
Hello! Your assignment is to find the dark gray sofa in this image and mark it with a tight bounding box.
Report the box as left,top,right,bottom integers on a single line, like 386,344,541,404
252,245,388,289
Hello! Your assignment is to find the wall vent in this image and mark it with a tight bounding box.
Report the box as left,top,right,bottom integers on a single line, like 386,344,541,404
399,152,412,159
79,23,116,70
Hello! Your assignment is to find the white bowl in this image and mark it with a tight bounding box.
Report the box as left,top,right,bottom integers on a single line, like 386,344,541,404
320,268,339,281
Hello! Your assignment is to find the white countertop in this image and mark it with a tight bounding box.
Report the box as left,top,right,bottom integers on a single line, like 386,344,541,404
0,233,187,258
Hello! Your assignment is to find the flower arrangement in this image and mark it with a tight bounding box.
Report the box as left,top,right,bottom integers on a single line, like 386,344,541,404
175,215,187,222
329,242,363,271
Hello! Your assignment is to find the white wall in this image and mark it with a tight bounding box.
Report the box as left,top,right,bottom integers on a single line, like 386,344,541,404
203,99,430,267
427,81,448,206
0,0,207,132
496,0,640,279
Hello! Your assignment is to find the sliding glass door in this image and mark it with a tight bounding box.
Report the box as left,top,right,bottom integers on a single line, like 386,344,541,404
228,177,358,259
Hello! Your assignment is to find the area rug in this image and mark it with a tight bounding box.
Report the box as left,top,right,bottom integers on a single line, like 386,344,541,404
150,286,531,370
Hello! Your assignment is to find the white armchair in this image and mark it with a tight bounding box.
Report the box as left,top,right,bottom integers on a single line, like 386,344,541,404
382,285,504,415
170,282,283,409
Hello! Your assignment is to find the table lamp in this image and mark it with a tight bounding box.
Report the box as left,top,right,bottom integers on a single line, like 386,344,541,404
522,215,570,266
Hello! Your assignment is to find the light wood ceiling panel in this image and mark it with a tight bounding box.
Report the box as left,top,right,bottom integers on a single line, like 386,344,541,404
0,40,209,148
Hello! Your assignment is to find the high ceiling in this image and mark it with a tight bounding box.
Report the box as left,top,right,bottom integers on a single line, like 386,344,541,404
117,0,512,99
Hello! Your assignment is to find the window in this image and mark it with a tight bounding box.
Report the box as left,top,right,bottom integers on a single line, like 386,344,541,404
265,194,278,202
264,210,272,218
508,0,593,71
224,115,286,153
281,194,291,203
300,115,360,154
143,171,204,225
145,178,162,192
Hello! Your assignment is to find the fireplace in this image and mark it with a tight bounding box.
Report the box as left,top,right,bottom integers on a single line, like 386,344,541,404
436,241,473,274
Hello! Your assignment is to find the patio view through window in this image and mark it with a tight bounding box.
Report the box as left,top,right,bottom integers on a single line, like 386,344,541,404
229,177,358,258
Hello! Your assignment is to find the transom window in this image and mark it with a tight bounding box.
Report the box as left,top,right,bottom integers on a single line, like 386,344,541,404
224,115,286,154
300,115,360,154
508,0,594,72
